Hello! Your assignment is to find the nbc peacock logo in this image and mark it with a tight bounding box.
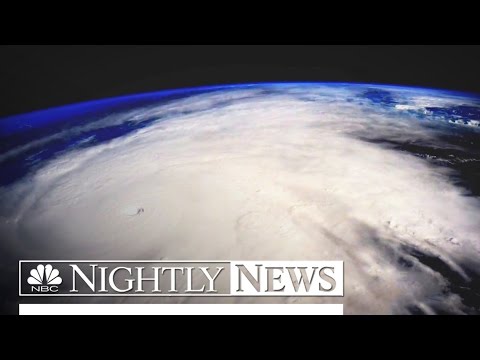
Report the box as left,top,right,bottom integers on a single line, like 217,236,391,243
27,264,62,293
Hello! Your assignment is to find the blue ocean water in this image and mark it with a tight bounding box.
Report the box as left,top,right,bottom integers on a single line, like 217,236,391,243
0,86,229,186
1,82,479,188
1,82,480,315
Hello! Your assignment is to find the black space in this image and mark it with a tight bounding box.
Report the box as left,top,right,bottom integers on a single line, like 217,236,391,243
1,45,480,118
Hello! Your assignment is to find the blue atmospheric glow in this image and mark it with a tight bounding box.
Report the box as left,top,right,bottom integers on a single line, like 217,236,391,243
0,84,237,137
0,82,479,188
1,82,477,137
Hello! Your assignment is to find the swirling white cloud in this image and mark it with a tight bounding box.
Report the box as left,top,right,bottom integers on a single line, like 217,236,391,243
1,84,479,314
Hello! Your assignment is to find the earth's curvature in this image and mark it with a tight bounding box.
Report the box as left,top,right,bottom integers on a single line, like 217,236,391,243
1,82,480,314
